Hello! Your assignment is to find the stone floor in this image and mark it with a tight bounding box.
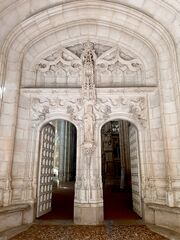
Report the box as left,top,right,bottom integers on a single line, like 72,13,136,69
10,224,168,240
4,184,180,240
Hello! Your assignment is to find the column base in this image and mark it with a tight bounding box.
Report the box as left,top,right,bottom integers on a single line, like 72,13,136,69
74,202,104,225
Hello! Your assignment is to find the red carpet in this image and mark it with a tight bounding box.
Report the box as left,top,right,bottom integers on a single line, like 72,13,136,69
38,183,140,220
103,186,140,220
39,184,74,220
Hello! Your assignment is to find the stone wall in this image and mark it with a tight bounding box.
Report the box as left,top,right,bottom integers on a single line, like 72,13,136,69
0,0,180,233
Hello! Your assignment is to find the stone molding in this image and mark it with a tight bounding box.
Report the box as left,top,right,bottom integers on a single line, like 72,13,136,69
0,203,30,214
147,203,180,214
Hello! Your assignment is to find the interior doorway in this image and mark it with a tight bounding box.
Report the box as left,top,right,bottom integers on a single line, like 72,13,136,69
101,120,142,220
36,119,77,220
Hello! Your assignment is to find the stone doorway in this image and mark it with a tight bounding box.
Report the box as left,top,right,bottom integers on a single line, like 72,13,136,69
101,120,142,220
36,119,77,220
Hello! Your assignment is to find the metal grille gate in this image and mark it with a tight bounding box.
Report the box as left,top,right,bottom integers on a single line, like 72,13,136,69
37,123,55,218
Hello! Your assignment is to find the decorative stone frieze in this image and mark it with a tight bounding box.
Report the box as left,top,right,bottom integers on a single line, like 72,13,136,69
36,41,143,88
31,95,147,126
31,96,83,125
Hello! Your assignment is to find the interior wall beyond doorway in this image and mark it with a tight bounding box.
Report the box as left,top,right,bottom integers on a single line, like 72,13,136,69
101,119,142,218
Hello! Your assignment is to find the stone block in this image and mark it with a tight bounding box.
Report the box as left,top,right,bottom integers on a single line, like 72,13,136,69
74,203,104,225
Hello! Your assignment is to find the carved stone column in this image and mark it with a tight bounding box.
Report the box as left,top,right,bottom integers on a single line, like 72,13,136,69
74,42,103,225
74,146,103,225
74,101,103,224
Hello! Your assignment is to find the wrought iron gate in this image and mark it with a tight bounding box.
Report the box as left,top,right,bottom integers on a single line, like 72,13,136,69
37,123,55,218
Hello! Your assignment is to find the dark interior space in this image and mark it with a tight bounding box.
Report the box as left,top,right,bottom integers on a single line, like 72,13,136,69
102,120,141,220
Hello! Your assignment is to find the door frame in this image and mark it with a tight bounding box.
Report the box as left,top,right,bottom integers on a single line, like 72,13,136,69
34,116,78,219
99,114,146,219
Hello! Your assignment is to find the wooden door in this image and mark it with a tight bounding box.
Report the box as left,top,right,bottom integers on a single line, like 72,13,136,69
37,123,55,218
129,124,142,217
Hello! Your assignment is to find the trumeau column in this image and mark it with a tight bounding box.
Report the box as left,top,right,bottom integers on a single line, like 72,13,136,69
74,42,103,225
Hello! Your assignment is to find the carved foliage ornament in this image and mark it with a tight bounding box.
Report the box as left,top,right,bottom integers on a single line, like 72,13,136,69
31,96,83,124
96,96,147,126
31,95,146,127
